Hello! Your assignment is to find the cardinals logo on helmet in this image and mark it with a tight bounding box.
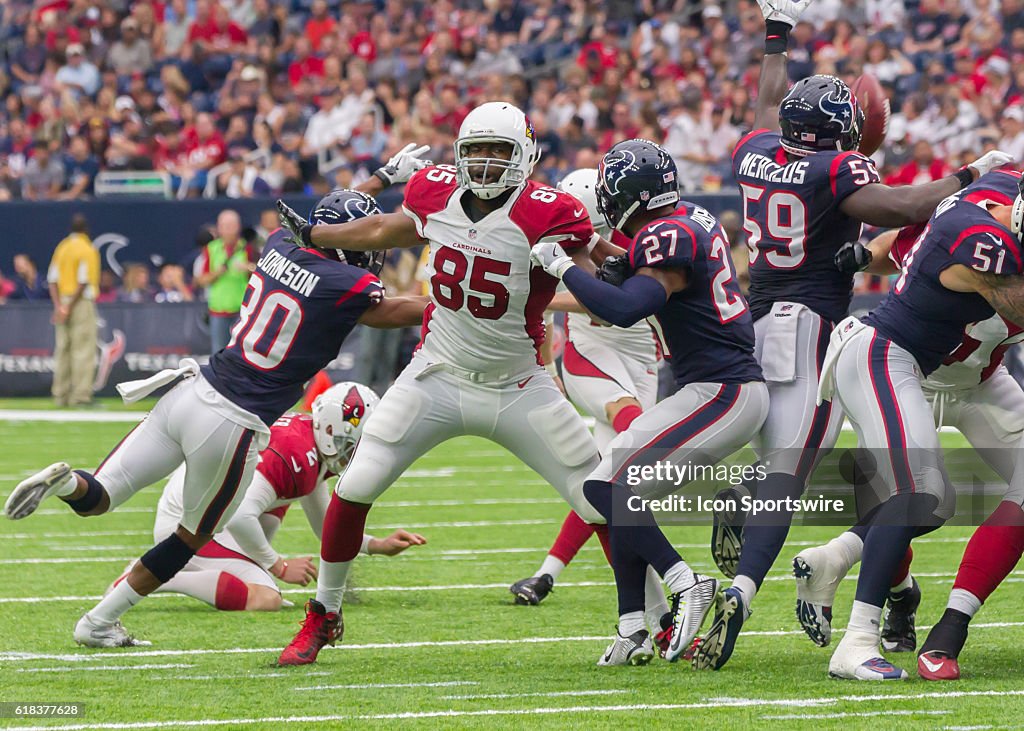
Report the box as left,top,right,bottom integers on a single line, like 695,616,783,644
342,386,367,426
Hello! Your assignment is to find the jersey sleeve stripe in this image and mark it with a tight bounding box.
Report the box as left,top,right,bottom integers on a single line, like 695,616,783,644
401,204,427,238
950,224,1022,270
335,271,381,307
829,151,858,197
537,218,590,250
731,128,772,162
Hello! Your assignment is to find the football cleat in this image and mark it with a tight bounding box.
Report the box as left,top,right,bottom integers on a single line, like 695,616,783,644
917,608,970,681
881,578,921,653
509,574,553,606
692,586,748,671
277,599,342,666
597,629,655,667
829,629,908,680
664,574,719,662
652,611,673,657
793,544,849,647
917,651,961,681
710,485,749,578
74,613,151,648
5,462,72,520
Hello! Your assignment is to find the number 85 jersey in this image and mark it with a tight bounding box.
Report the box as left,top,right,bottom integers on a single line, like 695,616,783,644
402,165,594,373
732,129,880,324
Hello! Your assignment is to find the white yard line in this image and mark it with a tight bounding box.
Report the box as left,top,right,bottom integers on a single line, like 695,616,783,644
295,680,479,691
0,410,146,423
7,689,1023,731
4,622,1023,664
763,710,950,720
16,663,193,673
440,689,630,700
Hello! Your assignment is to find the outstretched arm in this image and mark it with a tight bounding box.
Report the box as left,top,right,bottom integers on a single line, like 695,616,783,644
943,265,1024,327
752,0,812,131
358,295,429,328
841,151,1015,227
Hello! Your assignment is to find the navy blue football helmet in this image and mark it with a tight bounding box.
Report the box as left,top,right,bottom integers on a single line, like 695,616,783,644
596,139,680,232
779,75,864,156
309,189,386,275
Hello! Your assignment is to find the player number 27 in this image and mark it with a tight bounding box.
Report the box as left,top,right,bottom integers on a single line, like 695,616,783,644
228,274,303,370
431,247,512,319
739,184,807,268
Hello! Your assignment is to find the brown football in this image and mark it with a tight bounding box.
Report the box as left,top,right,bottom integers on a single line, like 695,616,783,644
851,73,890,156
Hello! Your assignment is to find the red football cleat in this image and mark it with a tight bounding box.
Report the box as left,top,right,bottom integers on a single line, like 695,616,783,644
277,600,342,666
917,651,960,681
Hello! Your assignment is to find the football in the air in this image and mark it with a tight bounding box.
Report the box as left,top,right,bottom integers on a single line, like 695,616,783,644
851,73,890,156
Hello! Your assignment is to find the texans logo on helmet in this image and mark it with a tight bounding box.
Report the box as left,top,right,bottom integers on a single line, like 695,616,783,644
342,386,366,426
818,82,856,133
599,148,638,195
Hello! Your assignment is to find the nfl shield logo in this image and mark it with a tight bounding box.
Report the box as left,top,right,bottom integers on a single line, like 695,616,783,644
468,228,477,240
640,191,650,201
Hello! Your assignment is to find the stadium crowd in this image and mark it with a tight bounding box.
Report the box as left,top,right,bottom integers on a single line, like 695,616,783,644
0,0,1023,202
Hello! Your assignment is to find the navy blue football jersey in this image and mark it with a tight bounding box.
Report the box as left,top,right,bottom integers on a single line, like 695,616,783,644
201,230,384,424
627,202,763,387
732,129,881,324
865,181,1024,375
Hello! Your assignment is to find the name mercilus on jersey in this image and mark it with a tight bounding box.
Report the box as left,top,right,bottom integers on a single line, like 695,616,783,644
257,249,321,297
737,152,810,184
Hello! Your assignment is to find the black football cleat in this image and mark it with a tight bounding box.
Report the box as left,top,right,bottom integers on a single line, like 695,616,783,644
881,577,921,652
710,485,749,578
510,573,553,605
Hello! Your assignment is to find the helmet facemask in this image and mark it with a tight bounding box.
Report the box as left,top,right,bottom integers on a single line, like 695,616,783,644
454,136,528,200
1012,178,1024,245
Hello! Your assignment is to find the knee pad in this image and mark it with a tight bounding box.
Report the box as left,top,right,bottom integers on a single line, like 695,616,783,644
140,532,196,584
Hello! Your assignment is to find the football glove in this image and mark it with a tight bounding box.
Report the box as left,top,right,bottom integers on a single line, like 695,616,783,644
967,150,1014,178
598,255,632,286
374,143,432,186
277,199,313,246
834,241,872,274
756,0,812,27
529,242,575,279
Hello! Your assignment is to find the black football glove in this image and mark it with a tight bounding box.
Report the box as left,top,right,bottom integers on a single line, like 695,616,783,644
277,199,313,246
598,255,632,286
834,241,872,274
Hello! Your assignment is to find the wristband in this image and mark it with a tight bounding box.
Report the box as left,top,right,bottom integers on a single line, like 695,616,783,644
765,20,790,54
372,168,392,186
953,167,974,190
273,559,287,578
360,534,374,555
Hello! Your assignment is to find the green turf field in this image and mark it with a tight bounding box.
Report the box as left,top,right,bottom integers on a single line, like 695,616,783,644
1,413,1022,730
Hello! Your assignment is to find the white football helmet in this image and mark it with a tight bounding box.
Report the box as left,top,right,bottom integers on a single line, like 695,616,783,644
1012,176,1024,244
557,168,611,239
311,382,380,474
454,101,540,200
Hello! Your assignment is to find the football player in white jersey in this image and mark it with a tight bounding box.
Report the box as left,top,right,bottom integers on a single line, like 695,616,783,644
792,215,1024,668
273,102,634,665
508,169,667,632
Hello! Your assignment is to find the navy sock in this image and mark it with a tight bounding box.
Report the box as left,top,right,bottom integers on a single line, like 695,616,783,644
583,480,682,615
734,473,803,588
64,470,105,514
855,493,942,607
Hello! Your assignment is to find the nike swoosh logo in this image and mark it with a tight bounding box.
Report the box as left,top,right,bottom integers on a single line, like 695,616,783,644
574,207,585,218
517,377,533,389
919,655,944,673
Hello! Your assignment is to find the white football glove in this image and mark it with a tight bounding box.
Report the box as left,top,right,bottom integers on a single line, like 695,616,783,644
756,0,812,27
374,142,432,186
530,242,575,279
967,150,1014,178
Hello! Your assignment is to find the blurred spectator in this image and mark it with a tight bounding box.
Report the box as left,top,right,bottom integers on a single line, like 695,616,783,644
253,208,279,245
216,151,271,198
96,270,120,304
9,254,49,301
59,136,100,199
155,263,195,303
193,209,256,353
55,43,100,99
22,142,65,200
884,140,951,186
117,263,154,303
663,88,712,192
1001,105,1024,160
47,214,100,407
108,17,154,76
0,270,14,305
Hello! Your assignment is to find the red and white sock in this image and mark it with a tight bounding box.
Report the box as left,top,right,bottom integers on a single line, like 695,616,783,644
949,500,1024,615
316,494,371,613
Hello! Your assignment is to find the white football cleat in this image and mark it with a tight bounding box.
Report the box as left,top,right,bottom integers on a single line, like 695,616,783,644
597,629,655,667
74,613,152,648
793,544,850,647
665,574,720,662
5,463,73,520
828,629,907,680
